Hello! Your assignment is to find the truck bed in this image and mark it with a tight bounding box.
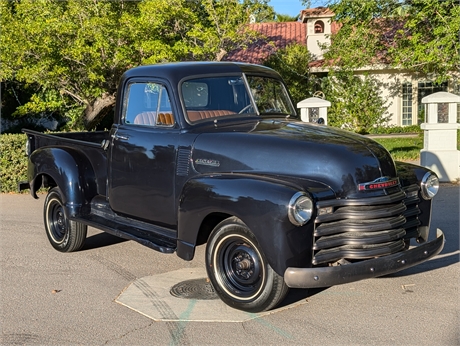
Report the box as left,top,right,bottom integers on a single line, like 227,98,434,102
22,129,110,196
23,129,110,148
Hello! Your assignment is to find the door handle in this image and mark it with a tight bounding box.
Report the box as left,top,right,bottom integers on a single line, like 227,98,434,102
112,134,129,140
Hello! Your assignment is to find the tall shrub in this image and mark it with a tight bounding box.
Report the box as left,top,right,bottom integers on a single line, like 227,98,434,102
263,44,318,107
322,70,391,134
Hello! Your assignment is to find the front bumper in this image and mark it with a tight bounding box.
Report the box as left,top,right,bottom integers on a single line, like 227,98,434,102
284,228,445,289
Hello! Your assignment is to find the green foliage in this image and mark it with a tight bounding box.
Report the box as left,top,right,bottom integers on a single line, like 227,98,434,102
325,0,460,81
1,0,264,130
368,125,422,135
180,0,260,61
390,0,460,81
1,0,141,130
321,70,391,134
0,134,28,193
242,0,275,22
263,44,318,107
275,14,299,22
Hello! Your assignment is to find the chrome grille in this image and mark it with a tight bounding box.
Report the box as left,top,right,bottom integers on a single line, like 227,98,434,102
313,185,421,265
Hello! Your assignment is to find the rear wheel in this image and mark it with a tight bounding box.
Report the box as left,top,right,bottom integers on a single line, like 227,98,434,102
205,217,288,312
44,187,87,252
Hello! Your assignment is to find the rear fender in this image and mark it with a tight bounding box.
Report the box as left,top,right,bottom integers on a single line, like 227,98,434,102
177,174,316,276
29,147,97,217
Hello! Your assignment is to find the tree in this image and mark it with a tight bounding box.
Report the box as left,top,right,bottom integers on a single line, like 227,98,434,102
181,0,262,61
324,0,460,81
243,0,276,22
275,14,299,22
1,0,142,129
0,0,263,130
263,44,318,108
390,0,460,80
321,69,391,134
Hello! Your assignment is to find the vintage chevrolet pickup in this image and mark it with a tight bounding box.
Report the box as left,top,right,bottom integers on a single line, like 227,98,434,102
20,62,445,312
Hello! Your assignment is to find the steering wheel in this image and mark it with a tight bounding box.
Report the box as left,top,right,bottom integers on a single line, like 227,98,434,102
238,104,253,114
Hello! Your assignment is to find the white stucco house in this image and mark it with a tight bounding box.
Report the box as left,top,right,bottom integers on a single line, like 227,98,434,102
300,7,460,127
226,7,460,127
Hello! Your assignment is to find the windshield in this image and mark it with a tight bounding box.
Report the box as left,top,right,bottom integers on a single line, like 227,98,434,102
246,76,294,115
181,75,295,123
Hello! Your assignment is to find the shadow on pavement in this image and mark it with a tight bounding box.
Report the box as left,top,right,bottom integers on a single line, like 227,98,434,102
277,287,328,309
82,232,128,250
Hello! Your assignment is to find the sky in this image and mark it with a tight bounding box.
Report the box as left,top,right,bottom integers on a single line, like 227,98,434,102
270,0,330,17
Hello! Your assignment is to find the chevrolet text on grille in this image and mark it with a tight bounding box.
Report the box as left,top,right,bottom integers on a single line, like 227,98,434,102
358,177,400,191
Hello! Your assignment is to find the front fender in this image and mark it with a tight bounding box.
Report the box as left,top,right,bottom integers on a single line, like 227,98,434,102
29,147,97,217
177,174,317,276
395,160,434,187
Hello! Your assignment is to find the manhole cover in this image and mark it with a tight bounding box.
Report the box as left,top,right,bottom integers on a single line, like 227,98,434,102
170,278,219,300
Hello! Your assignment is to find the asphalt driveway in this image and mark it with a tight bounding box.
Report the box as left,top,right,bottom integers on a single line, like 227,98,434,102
1,185,458,345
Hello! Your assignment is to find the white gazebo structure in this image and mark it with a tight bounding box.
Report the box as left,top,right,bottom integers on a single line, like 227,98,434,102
420,91,460,182
297,97,331,125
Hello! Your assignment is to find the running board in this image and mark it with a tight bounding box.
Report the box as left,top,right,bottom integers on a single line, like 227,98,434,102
73,213,176,254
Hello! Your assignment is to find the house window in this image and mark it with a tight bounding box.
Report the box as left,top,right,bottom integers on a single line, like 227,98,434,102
402,82,412,126
314,20,324,34
417,81,448,123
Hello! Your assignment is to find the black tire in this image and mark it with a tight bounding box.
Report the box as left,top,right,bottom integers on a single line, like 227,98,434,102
205,217,288,312
44,187,87,252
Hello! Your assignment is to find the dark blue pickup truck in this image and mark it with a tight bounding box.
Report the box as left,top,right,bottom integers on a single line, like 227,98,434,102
20,62,444,312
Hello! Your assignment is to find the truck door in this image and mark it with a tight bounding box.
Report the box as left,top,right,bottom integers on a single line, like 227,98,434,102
108,80,179,227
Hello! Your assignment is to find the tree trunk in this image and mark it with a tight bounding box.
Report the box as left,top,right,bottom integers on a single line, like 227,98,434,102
84,93,116,130
215,48,227,62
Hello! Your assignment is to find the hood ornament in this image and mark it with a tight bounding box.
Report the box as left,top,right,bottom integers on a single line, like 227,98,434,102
358,177,400,191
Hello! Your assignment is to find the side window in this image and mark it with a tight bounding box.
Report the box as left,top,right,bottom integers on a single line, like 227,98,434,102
124,82,175,127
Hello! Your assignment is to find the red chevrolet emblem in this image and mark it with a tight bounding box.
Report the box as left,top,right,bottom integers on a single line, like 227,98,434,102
358,177,400,191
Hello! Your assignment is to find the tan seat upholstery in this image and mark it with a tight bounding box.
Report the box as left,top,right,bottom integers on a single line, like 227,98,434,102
134,111,157,126
157,112,174,125
187,110,235,122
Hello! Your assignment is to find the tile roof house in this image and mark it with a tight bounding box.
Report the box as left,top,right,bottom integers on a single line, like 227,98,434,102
224,22,307,65
225,7,338,65
300,7,339,60
225,7,459,127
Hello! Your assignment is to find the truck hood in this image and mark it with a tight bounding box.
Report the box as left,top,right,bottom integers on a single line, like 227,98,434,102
191,120,396,198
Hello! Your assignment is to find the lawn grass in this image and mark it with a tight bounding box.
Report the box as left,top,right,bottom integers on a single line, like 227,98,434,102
372,130,460,161
373,135,424,161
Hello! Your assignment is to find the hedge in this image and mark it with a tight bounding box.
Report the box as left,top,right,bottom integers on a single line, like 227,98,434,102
0,133,29,193
368,125,422,135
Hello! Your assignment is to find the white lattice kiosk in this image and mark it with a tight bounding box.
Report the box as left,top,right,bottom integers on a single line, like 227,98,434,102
420,91,460,182
297,97,331,125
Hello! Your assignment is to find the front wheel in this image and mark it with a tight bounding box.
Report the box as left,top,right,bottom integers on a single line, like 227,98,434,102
44,187,87,252
205,217,288,312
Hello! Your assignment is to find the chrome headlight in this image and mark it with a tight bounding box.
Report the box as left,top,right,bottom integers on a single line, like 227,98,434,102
288,192,314,226
421,172,439,200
